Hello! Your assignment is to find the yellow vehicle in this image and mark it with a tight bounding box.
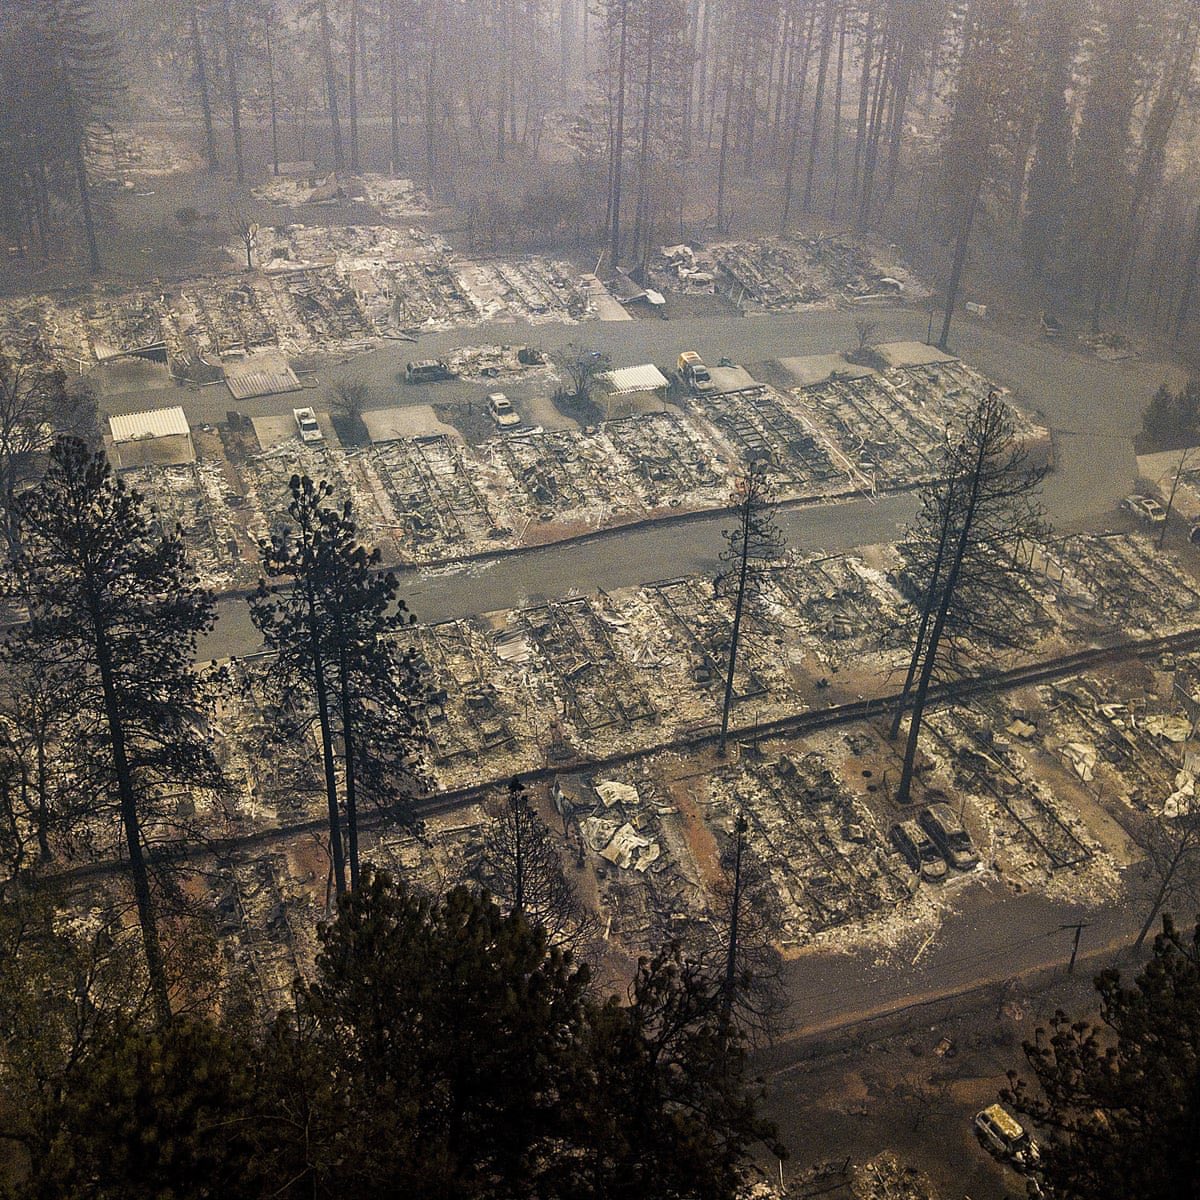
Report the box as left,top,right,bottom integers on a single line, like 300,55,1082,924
677,350,716,394
974,1104,1040,1165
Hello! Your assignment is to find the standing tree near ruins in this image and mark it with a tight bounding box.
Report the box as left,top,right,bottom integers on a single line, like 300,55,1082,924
890,392,1049,806
476,776,592,952
0,0,123,273
554,344,612,415
937,0,1025,349
1,438,222,1025
250,475,426,898
0,347,98,560
715,461,786,757
711,809,783,1041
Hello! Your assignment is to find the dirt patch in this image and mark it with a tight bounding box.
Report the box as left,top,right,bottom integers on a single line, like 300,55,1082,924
667,776,725,892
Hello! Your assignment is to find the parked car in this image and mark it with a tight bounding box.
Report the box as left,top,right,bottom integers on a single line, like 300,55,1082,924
292,406,323,443
1120,493,1167,526
919,802,979,870
487,391,520,428
890,819,947,883
677,350,716,395
405,359,453,383
975,1104,1040,1167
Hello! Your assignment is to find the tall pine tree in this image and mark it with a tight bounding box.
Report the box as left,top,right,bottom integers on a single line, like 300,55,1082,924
249,475,425,897
2,438,221,1024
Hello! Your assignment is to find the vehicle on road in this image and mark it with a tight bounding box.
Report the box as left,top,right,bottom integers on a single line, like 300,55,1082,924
1120,493,1167,526
487,391,520,428
677,350,716,395
919,802,979,870
974,1104,1040,1167
405,359,454,383
890,819,947,883
293,407,323,443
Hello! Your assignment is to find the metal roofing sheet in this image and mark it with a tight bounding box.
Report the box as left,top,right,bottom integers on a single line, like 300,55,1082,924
602,363,670,395
108,406,190,443
225,363,303,401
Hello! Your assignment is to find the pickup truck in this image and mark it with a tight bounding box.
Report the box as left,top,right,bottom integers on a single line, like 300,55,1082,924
293,406,323,443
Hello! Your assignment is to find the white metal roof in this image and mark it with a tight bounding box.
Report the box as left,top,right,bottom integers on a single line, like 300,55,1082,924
225,363,303,401
108,406,191,443
601,363,670,395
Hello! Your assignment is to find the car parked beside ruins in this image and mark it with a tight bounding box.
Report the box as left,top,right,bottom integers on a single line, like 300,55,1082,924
918,802,980,870
1120,493,1167,526
974,1104,1040,1168
405,359,454,383
293,406,323,443
890,819,947,883
487,392,521,428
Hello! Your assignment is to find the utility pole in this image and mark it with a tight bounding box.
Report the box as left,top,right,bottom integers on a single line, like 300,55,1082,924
1061,922,1090,975
1160,448,1190,550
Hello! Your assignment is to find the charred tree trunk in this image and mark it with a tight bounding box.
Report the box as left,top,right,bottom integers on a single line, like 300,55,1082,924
349,0,360,172
892,478,958,740
851,1,876,207
71,139,100,274
718,508,753,757
895,424,989,806
424,0,441,197
93,625,170,1024
387,0,401,172
779,5,818,230
856,20,892,230
632,26,655,278
720,811,746,1030
317,0,346,173
829,3,846,217
338,642,359,892
938,181,980,351
222,0,244,185
802,0,835,212
265,8,280,175
609,0,630,267
304,586,346,897
190,1,219,169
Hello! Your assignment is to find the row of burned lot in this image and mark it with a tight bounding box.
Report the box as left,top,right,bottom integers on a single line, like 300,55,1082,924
0,228,588,366
1,214,932,366
119,354,1050,590
206,632,1198,998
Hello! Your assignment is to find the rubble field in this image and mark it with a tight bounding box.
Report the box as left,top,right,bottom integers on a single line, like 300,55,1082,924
65,597,1200,1013
115,355,1049,589
252,172,433,220
201,642,1195,998
87,127,204,182
0,226,602,364
654,235,929,310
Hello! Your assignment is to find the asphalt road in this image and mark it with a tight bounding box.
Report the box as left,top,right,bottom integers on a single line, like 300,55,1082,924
764,873,1138,1052
201,492,912,659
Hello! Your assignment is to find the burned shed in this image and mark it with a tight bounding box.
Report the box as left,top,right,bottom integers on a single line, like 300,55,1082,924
107,406,195,470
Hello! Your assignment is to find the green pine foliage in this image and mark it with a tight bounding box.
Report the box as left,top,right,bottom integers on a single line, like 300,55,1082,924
1139,380,1200,453
249,474,426,897
1,873,780,1200
1004,916,1200,1200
